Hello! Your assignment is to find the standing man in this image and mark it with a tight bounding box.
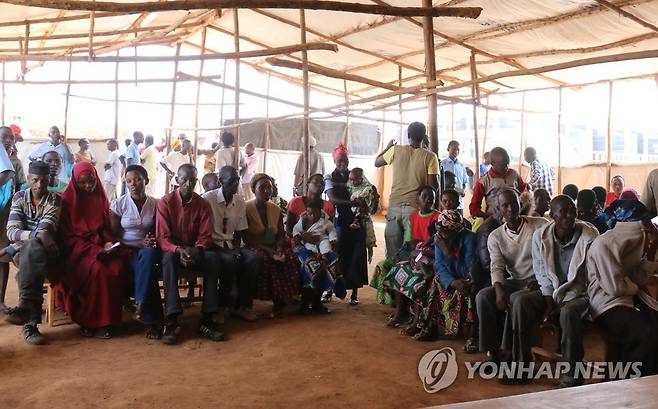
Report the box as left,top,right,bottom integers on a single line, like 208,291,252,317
103,139,121,200
28,126,73,182
441,140,468,214
202,166,259,324
215,132,245,172
140,135,160,196
374,122,440,257
524,147,555,196
293,136,325,197
156,164,223,345
241,143,258,201
122,131,143,168
160,139,193,191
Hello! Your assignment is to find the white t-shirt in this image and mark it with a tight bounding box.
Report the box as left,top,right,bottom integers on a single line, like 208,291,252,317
215,147,244,172
162,151,192,186
104,150,121,185
110,194,157,247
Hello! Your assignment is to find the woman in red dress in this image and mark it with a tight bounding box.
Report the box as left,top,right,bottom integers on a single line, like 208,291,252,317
58,161,126,339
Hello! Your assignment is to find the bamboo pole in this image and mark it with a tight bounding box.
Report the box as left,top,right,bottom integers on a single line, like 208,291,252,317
266,57,401,91
606,81,613,191
343,79,350,145
5,0,483,18
593,0,658,33
482,96,489,154
360,49,658,113
165,44,181,194
518,91,526,173
0,42,338,62
194,27,207,163
0,75,221,85
263,72,271,172
233,9,241,169
557,87,563,193
470,51,480,184
21,23,29,80
113,51,119,139
219,59,227,135
63,60,73,138
422,0,438,154
301,8,310,194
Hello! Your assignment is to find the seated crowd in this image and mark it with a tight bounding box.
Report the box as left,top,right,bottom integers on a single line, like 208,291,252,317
2,122,658,390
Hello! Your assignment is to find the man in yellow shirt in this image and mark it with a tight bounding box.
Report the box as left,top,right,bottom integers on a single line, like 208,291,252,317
374,122,439,257
140,135,160,196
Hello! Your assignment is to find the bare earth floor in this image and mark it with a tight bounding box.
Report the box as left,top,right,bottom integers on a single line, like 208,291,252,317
0,219,605,409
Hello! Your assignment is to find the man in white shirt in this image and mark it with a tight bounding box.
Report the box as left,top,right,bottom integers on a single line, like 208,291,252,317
215,132,244,172
104,139,121,200
28,126,72,182
475,188,548,375
161,139,193,190
202,166,259,324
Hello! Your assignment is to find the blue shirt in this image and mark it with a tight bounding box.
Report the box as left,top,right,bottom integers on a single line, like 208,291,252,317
479,163,491,178
434,230,476,288
441,157,467,209
124,142,140,167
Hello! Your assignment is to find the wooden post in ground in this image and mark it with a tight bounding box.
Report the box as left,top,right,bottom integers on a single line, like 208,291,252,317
557,87,563,193
422,0,438,154
233,9,241,169
470,51,480,183
517,91,526,173
194,27,207,162
263,72,271,172
63,59,72,138
482,97,489,154
606,81,613,191
219,59,227,140
165,43,181,194
113,51,119,139
300,8,310,194
1,62,4,124
343,79,350,146
398,65,403,143
450,103,455,140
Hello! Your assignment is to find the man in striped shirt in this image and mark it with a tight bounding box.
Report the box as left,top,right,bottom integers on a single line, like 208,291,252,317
524,147,555,196
4,161,61,345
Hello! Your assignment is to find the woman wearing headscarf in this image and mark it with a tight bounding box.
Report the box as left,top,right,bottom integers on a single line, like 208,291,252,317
416,210,476,345
323,144,369,305
587,198,658,378
245,173,300,318
57,161,127,339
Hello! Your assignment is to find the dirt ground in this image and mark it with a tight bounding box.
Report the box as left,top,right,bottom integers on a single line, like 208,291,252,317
0,218,605,409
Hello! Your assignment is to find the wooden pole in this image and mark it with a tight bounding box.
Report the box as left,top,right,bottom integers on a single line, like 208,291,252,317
470,51,480,185
482,96,489,154
165,43,181,194
88,10,95,61
133,43,138,86
194,27,207,163
557,87,563,193
1,62,4,124
518,91,526,173
233,9,241,169
450,103,455,140
398,65,403,143
63,59,72,138
606,81,613,191
113,51,119,139
301,8,310,194
219,59,227,137
263,72,271,172
5,0,483,18
21,23,29,80
343,79,350,145
422,0,438,154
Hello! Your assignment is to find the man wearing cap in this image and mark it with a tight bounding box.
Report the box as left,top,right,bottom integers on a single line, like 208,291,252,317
28,126,73,182
4,161,61,345
293,136,325,196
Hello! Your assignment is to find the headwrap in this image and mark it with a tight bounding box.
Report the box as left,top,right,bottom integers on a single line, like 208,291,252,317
250,172,272,193
9,124,21,137
171,139,182,151
436,210,464,232
28,161,50,176
605,198,650,223
620,188,640,201
61,161,109,233
332,143,348,160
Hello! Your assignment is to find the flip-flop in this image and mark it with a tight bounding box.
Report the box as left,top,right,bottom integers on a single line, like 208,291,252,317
95,327,112,339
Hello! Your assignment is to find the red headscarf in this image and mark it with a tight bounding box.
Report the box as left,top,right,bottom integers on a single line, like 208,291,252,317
61,161,109,235
332,143,348,160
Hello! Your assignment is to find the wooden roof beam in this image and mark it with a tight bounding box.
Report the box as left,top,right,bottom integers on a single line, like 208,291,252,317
3,0,482,18
592,0,658,33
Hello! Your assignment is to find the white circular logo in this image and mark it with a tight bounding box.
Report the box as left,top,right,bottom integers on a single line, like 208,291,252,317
418,347,458,393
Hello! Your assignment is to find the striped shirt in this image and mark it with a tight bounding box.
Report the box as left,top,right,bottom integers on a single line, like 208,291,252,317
5,189,61,255
529,159,555,196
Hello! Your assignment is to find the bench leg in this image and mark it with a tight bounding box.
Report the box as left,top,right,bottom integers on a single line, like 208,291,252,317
45,285,55,327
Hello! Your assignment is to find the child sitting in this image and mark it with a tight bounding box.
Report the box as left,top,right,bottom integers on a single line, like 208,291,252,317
440,189,472,230
346,167,378,261
293,202,345,311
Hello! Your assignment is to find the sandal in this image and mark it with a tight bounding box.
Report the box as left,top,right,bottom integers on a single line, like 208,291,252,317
413,327,437,342
95,326,112,339
145,325,162,340
463,337,479,354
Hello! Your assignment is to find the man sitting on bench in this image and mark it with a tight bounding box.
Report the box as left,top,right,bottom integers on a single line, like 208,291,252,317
4,161,61,345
